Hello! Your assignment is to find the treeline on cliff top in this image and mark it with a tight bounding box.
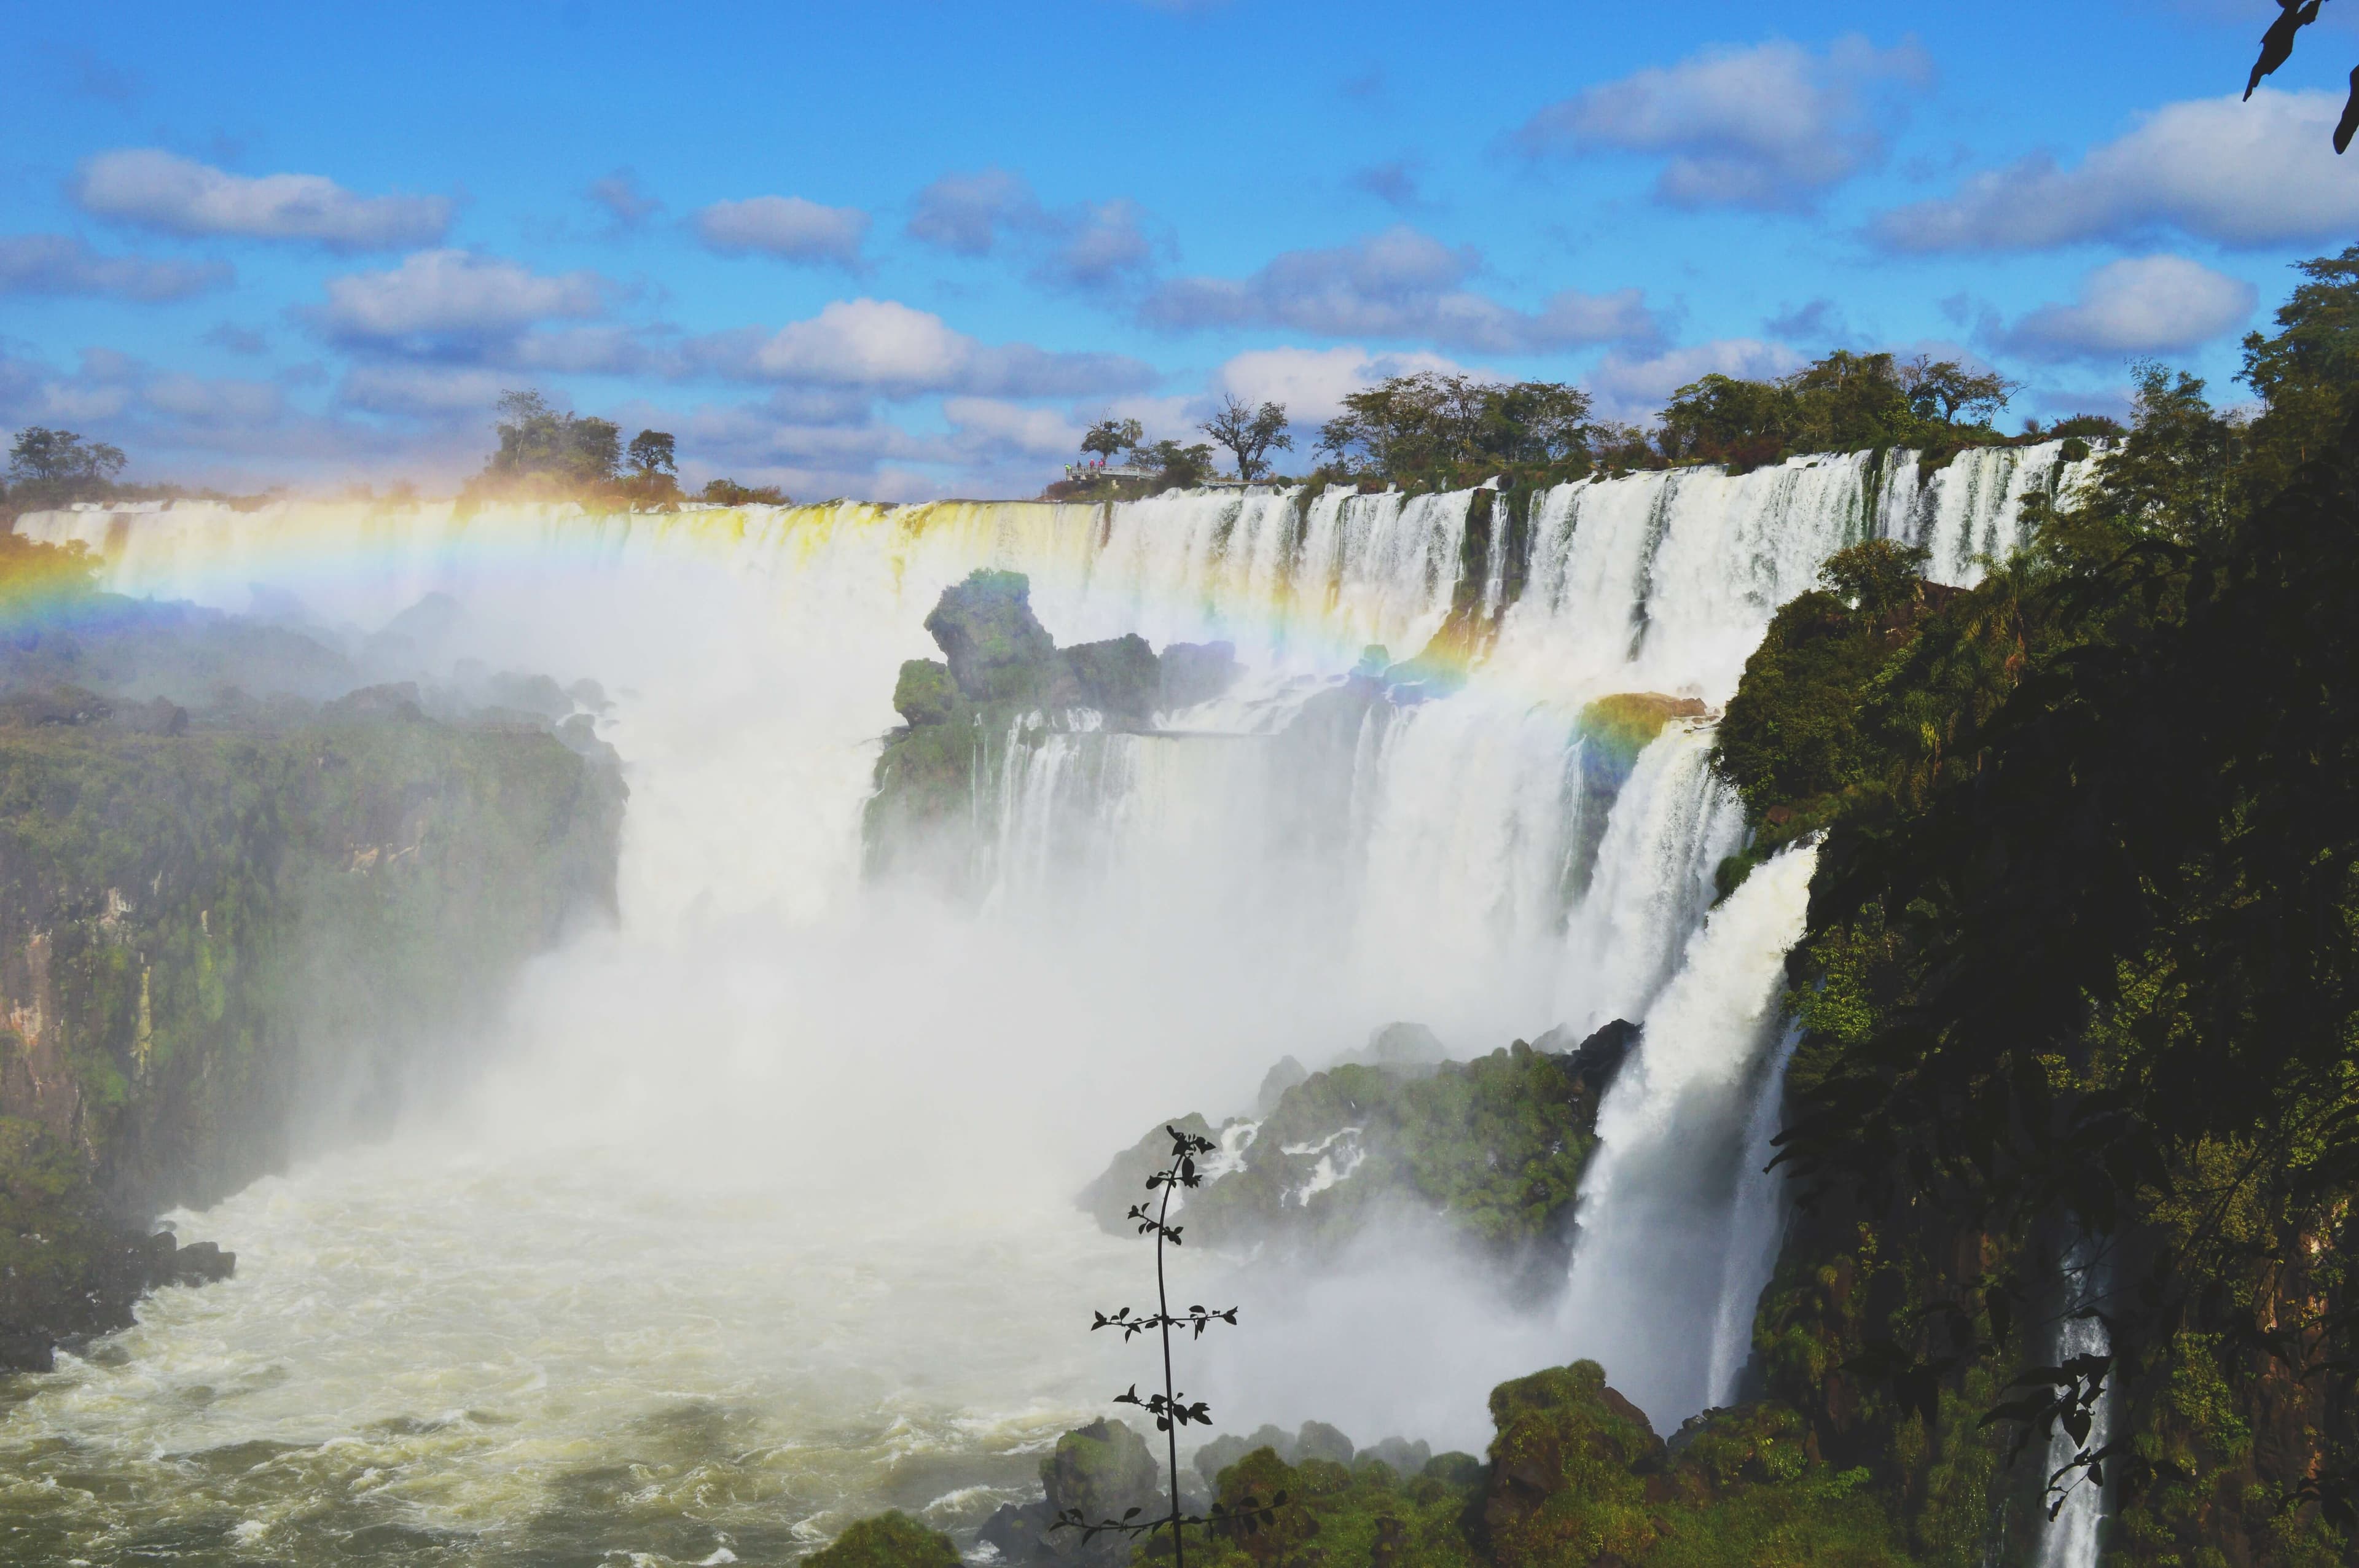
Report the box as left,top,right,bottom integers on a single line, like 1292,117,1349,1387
1689,244,2359,1561
0,393,793,520
1049,348,2124,502
11,349,2116,520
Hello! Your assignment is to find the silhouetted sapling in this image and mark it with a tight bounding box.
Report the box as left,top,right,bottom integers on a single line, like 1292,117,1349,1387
1050,1125,1284,1567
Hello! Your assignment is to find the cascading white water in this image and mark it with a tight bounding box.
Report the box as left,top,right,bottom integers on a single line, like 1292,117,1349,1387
0,448,2073,1555
2037,1245,2115,1568
1556,844,1820,1424
1706,1020,1805,1403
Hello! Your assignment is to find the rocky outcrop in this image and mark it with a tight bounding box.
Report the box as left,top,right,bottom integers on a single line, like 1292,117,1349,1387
923,570,1062,704
805,1511,961,1568
1160,641,1240,711
867,571,1187,884
980,1418,1164,1567
1082,1023,1641,1285
0,601,625,1373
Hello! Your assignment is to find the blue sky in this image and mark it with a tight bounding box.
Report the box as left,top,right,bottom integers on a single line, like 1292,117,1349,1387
4,0,2356,499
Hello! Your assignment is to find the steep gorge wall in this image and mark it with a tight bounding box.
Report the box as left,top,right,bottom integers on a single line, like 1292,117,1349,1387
0,703,622,1367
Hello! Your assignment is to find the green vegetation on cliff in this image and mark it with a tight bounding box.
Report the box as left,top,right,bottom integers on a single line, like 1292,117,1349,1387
1084,1028,1636,1281
1702,247,2359,1561
805,1511,960,1568
0,577,626,1370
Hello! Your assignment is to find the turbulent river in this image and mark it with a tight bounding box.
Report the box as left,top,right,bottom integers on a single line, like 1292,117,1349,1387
2,445,2089,1564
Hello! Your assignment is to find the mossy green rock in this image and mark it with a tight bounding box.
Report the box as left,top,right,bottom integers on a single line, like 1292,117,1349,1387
893,658,957,727
1482,1360,1664,1567
1183,1443,1484,1568
867,572,1172,887
804,1511,959,1568
1061,634,1158,723
923,569,1060,703
1090,1037,1621,1271
1045,1419,1160,1531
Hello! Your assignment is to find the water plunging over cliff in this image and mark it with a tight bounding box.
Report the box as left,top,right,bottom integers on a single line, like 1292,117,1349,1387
0,444,2087,1556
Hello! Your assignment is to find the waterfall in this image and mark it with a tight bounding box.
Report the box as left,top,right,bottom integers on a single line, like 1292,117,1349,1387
5,443,2071,1474
1706,1020,1803,1402
1557,843,1820,1426
2037,1244,2114,1568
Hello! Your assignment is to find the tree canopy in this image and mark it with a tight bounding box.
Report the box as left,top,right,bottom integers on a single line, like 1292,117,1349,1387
1707,244,2359,1553
1315,373,1592,488
1200,395,1293,481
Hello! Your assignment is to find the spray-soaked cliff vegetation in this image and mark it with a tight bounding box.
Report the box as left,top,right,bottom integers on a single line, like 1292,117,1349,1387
0,542,624,1371
1690,247,2359,1564
843,252,2359,1568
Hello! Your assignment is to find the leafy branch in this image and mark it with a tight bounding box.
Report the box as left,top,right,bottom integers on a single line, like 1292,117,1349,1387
2242,0,2359,152
1050,1125,1283,1567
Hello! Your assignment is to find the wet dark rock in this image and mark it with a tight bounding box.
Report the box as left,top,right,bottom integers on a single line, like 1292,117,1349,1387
980,1419,1161,1567
1076,1114,1216,1233
0,1225,237,1375
1159,640,1240,710
923,570,1062,703
1255,1055,1307,1115
1542,1017,1641,1101
1060,634,1159,724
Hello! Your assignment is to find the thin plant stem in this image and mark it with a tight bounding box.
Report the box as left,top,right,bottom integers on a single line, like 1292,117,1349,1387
1156,1167,1184,1568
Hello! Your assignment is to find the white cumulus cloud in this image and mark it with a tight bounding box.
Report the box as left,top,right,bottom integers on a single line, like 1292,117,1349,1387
695,195,870,268
1213,346,1484,424
943,397,1083,458
1586,338,1807,421
74,149,452,251
1995,256,2258,363
1874,88,2359,251
691,298,1156,399
1514,36,1931,209
318,251,609,341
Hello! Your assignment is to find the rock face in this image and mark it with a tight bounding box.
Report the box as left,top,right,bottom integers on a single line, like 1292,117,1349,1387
867,571,1181,886
923,570,1062,704
1480,1362,1665,1568
0,595,625,1373
1061,633,1158,724
1082,1022,1641,1284
980,1419,1164,1567
1159,640,1240,711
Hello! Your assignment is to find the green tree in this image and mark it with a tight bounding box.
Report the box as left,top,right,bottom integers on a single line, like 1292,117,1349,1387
1658,374,1796,464
1315,373,1591,484
1895,354,2019,424
1144,439,1215,489
699,477,791,505
1081,417,1144,464
1200,395,1293,481
7,427,127,486
478,390,622,492
626,429,676,478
